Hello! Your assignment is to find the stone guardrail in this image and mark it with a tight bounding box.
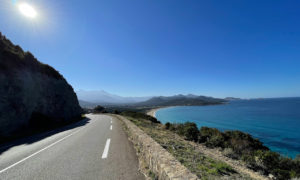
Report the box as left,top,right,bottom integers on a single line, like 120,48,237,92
116,115,199,180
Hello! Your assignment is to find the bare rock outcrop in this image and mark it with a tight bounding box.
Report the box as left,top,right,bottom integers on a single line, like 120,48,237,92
0,32,82,140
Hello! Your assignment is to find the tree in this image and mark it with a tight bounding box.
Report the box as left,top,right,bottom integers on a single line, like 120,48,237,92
113,110,119,114
94,105,105,113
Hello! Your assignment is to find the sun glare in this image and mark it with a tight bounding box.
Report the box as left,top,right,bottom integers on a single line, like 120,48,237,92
18,3,37,18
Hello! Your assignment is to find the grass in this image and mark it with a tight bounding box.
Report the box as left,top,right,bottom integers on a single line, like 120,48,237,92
124,116,253,180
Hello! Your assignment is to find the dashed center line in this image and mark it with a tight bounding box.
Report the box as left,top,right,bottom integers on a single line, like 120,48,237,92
101,139,111,159
110,125,112,130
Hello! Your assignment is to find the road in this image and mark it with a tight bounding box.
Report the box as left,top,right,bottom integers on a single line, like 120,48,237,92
0,114,144,180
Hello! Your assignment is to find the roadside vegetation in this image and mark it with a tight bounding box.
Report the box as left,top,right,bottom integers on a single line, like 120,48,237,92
121,112,253,180
120,111,160,123
120,110,300,180
89,105,160,123
93,105,107,113
164,122,300,180
89,105,300,179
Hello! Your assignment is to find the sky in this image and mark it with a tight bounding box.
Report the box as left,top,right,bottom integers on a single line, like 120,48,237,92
1,0,300,98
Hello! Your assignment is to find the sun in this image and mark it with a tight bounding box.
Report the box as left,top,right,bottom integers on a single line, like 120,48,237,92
18,3,37,18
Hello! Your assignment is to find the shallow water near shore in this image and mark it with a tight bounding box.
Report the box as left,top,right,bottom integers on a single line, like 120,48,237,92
156,98,300,158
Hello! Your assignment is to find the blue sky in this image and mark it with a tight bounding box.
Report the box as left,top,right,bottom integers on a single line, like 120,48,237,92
1,0,300,98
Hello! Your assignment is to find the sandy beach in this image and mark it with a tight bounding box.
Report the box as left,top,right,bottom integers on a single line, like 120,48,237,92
147,106,175,118
146,108,160,118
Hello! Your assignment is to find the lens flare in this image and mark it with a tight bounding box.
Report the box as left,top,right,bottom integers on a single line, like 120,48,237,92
18,3,37,18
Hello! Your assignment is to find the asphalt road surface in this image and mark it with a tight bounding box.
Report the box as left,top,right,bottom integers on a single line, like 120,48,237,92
0,114,144,180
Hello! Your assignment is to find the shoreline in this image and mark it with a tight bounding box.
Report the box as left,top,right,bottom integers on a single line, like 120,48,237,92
146,104,222,118
146,106,177,118
146,103,299,159
146,108,160,118
146,103,228,118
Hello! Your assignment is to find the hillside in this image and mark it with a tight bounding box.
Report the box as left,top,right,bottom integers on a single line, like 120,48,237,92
134,94,227,107
0,32,82,141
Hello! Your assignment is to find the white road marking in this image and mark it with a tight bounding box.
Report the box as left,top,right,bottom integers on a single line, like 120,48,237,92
101,139,111,159
0,127,84,174
110,125,112,130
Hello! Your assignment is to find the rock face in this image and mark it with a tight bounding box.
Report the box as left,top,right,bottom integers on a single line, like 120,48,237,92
0,32,82,139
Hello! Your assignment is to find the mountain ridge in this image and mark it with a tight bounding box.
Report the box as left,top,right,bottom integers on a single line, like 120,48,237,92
78,93,226,108
135,94,226,107
76,89,152,104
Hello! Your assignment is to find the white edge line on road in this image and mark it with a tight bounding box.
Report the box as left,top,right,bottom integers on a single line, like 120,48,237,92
110,125,112,130
101,139,111,159
0,127,84,174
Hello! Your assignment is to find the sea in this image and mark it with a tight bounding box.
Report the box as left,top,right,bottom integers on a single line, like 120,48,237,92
155,98,300,158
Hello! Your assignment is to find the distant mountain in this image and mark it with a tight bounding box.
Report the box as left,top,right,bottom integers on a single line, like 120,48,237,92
134,94,227,107
77,91,227,108
76,90,152,105
78,100,99,108
225,97,242,101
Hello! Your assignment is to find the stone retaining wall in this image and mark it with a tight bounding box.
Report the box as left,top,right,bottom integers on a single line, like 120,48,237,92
116,115,199,180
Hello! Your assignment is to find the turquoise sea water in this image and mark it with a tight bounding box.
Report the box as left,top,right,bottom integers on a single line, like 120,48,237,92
156,98,300,158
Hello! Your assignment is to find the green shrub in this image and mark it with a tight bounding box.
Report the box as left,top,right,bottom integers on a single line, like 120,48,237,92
223,148,239,159
292,158,300,177
200,128,268,156
243,150,300,179
242,154,258,169
121,111,160,123
278,157,294,171
295,155,300,162
168,122,199,142
255,150,280,170
199,127,221,141
181,122,199,142
224,131,268,155
93,105,105,113
214,162,236,175
112,110,119,114
272,169,291,180
153,121,300,179
165,122,171,129
199,127,225,148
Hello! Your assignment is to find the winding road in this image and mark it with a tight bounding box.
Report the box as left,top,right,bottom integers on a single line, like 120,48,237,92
0,114,144,180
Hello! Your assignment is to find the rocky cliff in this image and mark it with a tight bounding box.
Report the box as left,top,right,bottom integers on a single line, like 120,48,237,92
0,32,82,140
